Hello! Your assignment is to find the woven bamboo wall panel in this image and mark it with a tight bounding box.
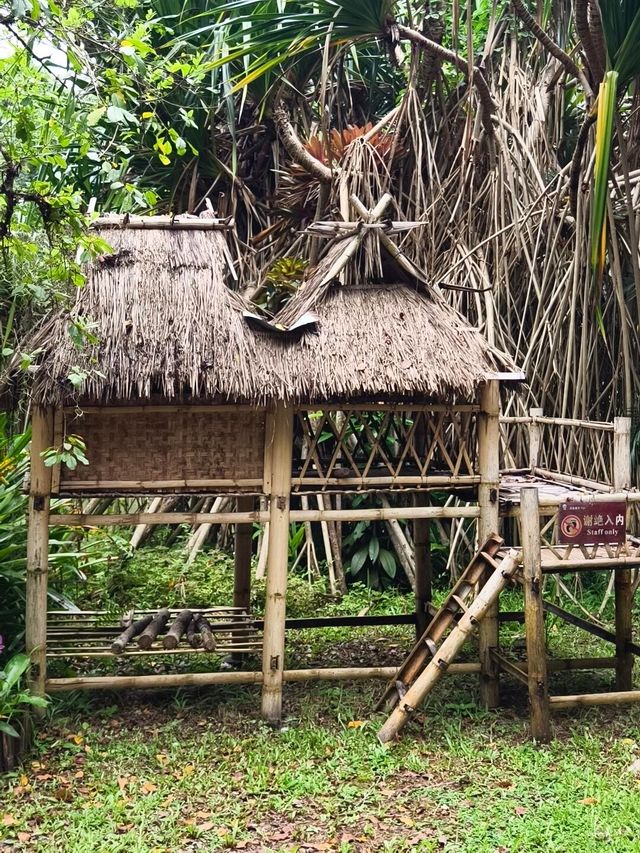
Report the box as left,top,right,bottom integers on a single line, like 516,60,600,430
61,408,266,488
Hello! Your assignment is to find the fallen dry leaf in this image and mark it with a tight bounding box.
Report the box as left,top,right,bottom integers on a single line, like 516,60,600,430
347,720,365,729
514,806,527,816
17,832,31,842
1,815,16,827
141,781,158,795
579,797,598,806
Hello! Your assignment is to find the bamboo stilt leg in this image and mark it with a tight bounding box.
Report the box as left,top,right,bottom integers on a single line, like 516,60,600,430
615,568,634,690
26,406,54,699
261,405,293,725
613,417,634,690
477,380,501,708
233,495,255,663
413,493,432,638
520,487,551,743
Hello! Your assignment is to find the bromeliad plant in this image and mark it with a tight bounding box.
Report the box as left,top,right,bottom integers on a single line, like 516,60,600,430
0,652,47,740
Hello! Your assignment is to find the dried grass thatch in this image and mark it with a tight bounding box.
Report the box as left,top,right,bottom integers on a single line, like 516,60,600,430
272,236,517,403
27,219,515,406
28,220,288,405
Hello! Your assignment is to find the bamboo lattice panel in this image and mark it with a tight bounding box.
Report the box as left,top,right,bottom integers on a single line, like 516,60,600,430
292,408,478,490
59,407,266,492
535,422,613,487
46,608,262,658
499,419,529,470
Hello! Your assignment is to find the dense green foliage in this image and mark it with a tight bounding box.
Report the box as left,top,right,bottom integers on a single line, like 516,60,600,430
0,653,47,739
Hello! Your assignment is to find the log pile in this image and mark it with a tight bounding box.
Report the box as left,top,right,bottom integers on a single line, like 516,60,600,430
104,608,237,655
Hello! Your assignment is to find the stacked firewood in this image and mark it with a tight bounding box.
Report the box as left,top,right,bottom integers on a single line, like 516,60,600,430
111,609,216,655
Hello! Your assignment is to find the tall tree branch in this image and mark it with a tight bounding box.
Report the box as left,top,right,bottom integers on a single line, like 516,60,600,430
395,24,496,136
511,0,593,97
272,104,333,184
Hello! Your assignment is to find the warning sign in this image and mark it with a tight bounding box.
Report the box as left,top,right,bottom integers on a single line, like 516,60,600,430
558,500,626,545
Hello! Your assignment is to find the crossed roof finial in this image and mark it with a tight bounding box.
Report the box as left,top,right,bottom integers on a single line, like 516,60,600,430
304,193,428,287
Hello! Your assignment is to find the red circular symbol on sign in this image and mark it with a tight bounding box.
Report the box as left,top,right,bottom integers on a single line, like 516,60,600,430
560,514,582,539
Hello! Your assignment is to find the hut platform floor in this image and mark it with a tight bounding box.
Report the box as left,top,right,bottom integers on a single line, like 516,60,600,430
499,471,604,506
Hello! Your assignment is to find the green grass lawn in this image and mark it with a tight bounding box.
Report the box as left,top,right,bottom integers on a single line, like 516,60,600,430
2,551,640,852
2,653,640,852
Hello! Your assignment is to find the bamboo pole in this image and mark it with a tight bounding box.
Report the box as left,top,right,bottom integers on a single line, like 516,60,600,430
527,407,543,468
477,380,501,708
549,690,640,709
261,404,294,725
413,492,432,638
232,495,255,662
377,549,522,743
317,493,337,595
531,468,612,492
94,214,233,230
26,406,54,698
44,663,483,693
50,505,483,528
613,416,634,691
131,497,163,549
521,487,551,742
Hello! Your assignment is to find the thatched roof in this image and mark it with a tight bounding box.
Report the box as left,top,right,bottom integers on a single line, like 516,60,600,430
26,211,519,407
28,216,286,405
269,236,517,403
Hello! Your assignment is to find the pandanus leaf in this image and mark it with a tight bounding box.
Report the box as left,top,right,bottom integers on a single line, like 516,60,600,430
590,70,618,281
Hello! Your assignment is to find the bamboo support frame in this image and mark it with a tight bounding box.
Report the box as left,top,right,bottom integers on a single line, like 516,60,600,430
26,406,54,698
549,690,640,708
613,417,634,691
413,492,432,637
233,496,255,662
521,487,551,742
50,505,482,527
477,380,501,708
527,408,543,468
261,404,294,724
44,663,484,693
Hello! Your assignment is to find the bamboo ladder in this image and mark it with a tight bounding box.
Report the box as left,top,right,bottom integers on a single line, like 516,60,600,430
377,541,522,743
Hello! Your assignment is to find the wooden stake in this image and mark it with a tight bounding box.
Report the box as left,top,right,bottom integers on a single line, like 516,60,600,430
261,404,294,725
613,416,634,690
413,493,432,638
26,406,53,697
521,487,551,743
477,380,501,708
378,550,521,743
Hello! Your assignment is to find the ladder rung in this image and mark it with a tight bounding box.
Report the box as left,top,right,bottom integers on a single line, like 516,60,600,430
424,637,438,657
450,594,468,612
480,551,501,569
